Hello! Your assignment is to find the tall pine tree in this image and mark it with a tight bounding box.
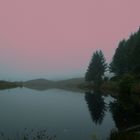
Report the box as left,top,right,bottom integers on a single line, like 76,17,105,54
85,50,107,88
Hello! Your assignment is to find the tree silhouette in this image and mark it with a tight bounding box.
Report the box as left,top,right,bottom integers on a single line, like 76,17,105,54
85,50,107,88
110,28,140,77
110,39,127,75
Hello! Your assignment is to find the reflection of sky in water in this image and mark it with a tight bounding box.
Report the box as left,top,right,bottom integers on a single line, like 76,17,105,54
0,88,116,140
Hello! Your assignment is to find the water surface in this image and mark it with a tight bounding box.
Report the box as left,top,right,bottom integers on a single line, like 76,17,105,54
0,88,116,140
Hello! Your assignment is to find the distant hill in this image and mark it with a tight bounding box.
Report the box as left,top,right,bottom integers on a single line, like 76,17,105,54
23,79,54,89
24,78,53,84
23,78,85,90
56,77,85,87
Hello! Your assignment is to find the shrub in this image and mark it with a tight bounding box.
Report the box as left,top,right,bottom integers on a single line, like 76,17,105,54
110,76,121,82
132,83,140,94
119,74,135,94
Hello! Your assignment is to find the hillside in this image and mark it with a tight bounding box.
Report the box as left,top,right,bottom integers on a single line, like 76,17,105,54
56,77,85,87
23,78,85,90
23,79,54,89
0,80,22,90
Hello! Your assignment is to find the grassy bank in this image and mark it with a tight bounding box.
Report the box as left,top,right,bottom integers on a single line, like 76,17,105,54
81,75,140,95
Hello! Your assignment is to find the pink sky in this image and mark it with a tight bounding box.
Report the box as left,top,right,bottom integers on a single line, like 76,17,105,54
0,0,140,80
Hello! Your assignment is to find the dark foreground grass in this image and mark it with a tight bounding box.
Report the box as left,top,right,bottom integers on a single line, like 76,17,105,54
109,129,140,140
0,128,56,140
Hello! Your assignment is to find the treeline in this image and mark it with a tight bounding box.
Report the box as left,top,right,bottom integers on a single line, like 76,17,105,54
85,28,140,93
110,28,140,77
0,80,23,90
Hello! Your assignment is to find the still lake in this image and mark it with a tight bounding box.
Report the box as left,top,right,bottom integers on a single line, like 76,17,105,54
0,87,116,140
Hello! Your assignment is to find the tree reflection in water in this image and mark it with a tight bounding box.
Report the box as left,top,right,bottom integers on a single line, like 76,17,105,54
85,89,140,139
109,93,140,131
109,93,140,140
85,90,107,125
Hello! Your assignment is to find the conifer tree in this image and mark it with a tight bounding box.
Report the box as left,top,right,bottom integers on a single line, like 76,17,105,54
85,50,107,87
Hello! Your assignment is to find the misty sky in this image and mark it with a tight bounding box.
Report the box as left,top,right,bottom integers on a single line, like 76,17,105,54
0,0,140,81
